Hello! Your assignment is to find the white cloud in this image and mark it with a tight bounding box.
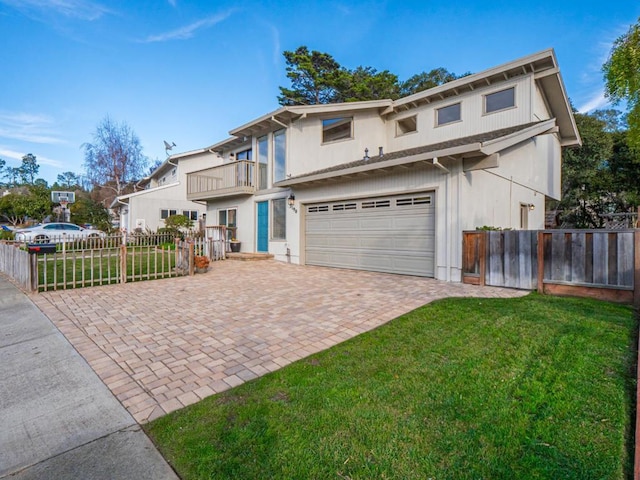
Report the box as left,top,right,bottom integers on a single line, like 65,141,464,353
0,112,66,145
167,0,176,6
143,10,234,43
0,147,64,168
577,90,611,113
0,0,111,21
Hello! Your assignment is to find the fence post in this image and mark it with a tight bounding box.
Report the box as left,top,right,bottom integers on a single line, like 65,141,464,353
537,230,545,294
120,231,127,284
189,241,195,276
29,252,38,293
479,231,486,286
634,230,640,308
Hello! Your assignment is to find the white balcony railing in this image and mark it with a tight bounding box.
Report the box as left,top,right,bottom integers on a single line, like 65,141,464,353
187,160,256,200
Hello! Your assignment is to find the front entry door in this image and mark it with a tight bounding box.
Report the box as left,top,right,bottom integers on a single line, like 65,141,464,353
257,201,268,252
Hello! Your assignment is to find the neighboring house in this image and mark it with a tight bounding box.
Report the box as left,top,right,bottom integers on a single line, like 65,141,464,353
112,149,216,232
186,49,580,282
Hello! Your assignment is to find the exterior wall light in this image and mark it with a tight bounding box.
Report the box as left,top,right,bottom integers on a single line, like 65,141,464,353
288,194,297,213
529,203,535,211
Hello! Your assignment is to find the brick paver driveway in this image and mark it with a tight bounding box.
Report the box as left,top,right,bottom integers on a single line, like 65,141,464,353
32,260,526,423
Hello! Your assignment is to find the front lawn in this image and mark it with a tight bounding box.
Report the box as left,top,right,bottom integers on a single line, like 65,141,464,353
145,294,637,480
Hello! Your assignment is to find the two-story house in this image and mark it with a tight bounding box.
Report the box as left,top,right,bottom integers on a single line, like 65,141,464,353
186,49,580,282
112,149,216,232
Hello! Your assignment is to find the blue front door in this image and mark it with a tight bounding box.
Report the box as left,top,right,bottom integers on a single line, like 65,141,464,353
257,201,268,252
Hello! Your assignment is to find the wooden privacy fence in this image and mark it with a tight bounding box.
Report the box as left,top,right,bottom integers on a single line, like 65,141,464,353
462,229,640,305
0,226,227,292
0,242,32,291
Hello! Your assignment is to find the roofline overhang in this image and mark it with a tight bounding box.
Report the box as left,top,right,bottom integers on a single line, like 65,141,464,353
111,182,180,207
228,100,392,138
275,143,480,187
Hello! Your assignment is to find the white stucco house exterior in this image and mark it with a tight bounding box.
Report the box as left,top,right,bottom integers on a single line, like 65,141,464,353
185,49,580,282
112,149,215,232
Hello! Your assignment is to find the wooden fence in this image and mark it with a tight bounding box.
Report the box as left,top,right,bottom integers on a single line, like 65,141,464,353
0,242,33,291
462,229,640,305
0,226,227,292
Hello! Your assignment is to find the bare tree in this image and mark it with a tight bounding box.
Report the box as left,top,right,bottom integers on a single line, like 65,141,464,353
82,116,148,197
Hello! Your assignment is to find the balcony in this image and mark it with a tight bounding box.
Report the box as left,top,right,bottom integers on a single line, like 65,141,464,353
187,160,258,201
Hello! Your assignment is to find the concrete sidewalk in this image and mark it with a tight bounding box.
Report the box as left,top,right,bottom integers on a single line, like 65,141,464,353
0,275,177,479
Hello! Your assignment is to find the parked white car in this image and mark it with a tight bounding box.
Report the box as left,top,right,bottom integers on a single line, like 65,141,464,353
13,222,106,243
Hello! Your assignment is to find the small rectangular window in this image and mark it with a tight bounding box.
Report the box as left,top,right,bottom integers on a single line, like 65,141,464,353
485,87,515,114
308,205,329,213
396,115,417,135
322,117,353,143
436,103,461,126
272,198,286,240
236,149,253,160
160,209,169,219
182,210,199,221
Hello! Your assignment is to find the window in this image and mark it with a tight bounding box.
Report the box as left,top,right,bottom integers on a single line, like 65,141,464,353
436,103,461,126
160,209,177,219
273,129,286,183
520,204,529,230
257,135,268,190
219,208,237,241
485,87,515,114
236,149,252,160
182,210,199,221
272,198,286,240
396,115,417,135
322,117,353,143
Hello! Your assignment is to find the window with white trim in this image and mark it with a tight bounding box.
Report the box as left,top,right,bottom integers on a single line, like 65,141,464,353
485,87,515,114
273,129,286,183
436,103,461,126
322,117,353,143
272,198,286,240
182,210,199,221
160,209,177,219
396,115,417,135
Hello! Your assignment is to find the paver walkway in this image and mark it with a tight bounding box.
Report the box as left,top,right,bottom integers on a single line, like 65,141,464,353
32,261,527,423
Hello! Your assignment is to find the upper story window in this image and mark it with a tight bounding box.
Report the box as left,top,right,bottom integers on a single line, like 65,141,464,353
273,129,286,183
322,117,353,143
236,149,253,160
436,103,461,126
257,135,268,190
396,115,417,136
485,87,515,114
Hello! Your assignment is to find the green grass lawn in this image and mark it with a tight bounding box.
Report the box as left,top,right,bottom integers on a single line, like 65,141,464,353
145,294,637,480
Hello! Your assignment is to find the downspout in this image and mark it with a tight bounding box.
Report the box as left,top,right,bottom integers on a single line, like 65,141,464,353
433,157,452,281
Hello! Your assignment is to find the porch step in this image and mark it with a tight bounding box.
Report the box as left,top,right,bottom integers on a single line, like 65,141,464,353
226,252,274,261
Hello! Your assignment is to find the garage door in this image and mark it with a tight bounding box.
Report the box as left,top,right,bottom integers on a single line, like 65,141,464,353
305,193,435,277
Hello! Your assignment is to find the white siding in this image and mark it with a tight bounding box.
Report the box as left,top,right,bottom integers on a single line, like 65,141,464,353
388,75,533,152
288,110,387,177
533,82,552,121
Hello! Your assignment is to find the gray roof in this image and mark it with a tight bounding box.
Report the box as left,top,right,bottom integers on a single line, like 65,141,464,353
280,121,542,183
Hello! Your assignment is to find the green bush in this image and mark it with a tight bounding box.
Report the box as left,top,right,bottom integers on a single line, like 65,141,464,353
0,229,15,240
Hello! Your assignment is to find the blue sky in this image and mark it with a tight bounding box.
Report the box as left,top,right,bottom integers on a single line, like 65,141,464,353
1,0,639,184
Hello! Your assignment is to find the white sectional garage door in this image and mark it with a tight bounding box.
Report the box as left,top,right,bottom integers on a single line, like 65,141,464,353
305,193,435,277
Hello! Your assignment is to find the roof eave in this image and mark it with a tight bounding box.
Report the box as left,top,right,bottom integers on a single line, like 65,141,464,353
275,143,481,187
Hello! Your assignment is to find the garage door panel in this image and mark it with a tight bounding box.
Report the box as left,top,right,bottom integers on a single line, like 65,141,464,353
305,193,435,277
